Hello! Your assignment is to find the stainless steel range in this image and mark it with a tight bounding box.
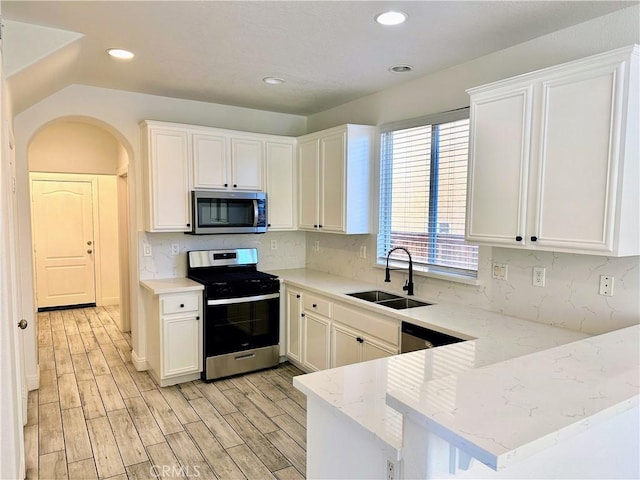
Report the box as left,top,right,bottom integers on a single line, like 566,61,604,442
186,248,280,381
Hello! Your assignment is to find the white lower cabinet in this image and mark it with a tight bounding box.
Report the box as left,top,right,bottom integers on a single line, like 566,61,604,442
302,312,331,372
286,288,302,363
285,285,399,372
332,302,399,368
145,290,203,387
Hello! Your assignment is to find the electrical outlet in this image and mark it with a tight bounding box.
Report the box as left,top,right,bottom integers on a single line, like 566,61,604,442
359,246,367,259
533,267,546,287
492,263,508,280
143,244,152,257
387,460,394,480
270,240,278,250
171,243,180,256
599,275,614,296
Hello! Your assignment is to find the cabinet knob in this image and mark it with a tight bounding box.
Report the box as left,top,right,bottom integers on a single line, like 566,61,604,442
301,313,305,317
314,224,318,228
312,303,317,308
318,224,323,228
531,236,538,242
87,249,93,254
180,303,185,308
187,223,190,227
268,223,271,227
224,183,228,187
233,184,238,188
196,316,200,320
296,294,300,299
356,337,364,344
515,235,523,242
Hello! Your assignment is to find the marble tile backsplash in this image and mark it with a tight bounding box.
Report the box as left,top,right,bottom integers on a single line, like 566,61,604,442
304,232,639,335
138,230,306,279
138,229,638,335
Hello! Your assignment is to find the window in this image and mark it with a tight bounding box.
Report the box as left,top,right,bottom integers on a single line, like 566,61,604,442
377,108,478,278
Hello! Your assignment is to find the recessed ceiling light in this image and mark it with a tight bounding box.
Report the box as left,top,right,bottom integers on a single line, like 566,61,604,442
263,77,285,85
375,11,407,26
389,64,413,73
106,48,135,60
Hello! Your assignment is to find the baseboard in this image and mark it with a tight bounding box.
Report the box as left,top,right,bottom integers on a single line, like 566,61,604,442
27,368,39,391
98,297,120,307
131,350,147,371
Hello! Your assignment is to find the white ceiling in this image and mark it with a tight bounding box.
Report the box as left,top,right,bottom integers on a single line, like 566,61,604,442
3,1,637,115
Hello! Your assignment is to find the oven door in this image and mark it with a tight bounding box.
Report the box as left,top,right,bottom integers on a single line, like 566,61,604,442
205,293,280,357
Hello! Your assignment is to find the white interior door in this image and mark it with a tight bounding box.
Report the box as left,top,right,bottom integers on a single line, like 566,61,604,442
32,179,96,308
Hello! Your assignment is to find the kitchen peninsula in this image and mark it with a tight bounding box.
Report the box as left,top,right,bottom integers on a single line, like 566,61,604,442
272,269,640,479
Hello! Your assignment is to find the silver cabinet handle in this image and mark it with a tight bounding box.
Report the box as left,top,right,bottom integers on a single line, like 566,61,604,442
18,319,28,329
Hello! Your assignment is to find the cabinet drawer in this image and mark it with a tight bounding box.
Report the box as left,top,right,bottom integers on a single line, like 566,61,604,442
161,293,200,315
333,303,399,346
303,294,332,318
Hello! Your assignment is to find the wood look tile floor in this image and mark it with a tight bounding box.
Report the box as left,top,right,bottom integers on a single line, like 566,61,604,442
25,306,307,480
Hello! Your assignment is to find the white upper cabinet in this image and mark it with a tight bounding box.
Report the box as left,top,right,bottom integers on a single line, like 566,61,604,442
192,131,263,191
230,138,263,191
192,132,228,189
466,45,639,256
265,139,297,230
143,120,297,232
298,124,375,234
141,121,192,232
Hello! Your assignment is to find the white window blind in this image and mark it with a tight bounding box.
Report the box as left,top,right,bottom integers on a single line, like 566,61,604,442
378,109,478,276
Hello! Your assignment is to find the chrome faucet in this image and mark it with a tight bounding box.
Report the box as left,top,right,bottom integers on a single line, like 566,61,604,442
384,247,414,296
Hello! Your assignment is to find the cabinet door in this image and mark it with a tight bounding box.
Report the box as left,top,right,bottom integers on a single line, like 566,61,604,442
148,128,191,231
320,131,346,232
162,314,201,377
265,141,296,230
331,323,361,368
466,86,533,246
231,138,263,190
298,139,319,230
286,289,302,363
362,338,396,362
193,133,229,189
302,312,330,372
534,65,622,252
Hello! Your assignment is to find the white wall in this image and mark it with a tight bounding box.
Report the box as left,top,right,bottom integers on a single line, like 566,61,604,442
28,120,119,174
304,6,640,335
14,85,307,372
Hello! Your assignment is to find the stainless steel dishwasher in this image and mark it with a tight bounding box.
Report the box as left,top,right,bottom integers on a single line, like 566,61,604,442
401,321,464,353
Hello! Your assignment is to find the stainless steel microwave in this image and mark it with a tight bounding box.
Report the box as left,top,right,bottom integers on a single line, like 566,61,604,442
190,191,267,235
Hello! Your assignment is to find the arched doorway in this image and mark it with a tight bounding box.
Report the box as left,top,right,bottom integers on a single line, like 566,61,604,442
27,118,131,332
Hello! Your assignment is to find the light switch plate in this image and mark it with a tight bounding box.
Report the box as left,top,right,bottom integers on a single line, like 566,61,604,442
492,263,507,280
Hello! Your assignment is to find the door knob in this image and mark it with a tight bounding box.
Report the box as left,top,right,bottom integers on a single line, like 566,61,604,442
87,249,93,254
87,240,92,245
18,319,28,329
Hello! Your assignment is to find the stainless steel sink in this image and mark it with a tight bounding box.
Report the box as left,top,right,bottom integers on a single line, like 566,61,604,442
376,298,431,310
347,290,403,302
346,290,432,310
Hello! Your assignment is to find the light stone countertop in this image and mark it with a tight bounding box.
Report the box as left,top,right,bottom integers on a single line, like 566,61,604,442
139,277,204,295
270,268,638,468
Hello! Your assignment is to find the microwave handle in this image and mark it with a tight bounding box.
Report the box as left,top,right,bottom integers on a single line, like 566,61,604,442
253,199,259,227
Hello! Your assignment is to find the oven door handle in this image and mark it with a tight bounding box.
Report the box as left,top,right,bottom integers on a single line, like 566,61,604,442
207,292,280,306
